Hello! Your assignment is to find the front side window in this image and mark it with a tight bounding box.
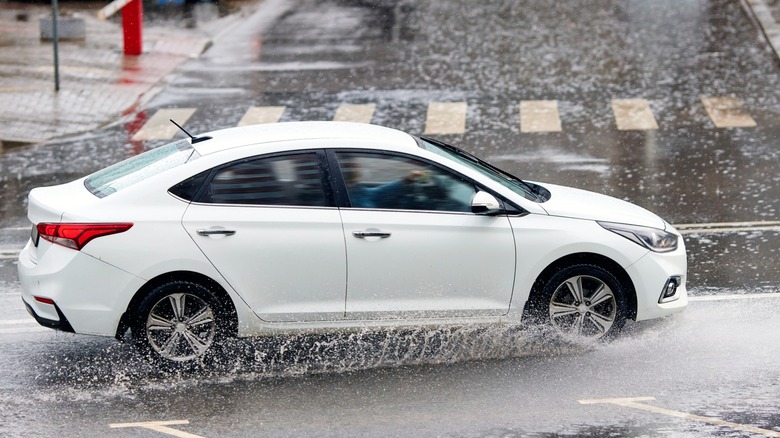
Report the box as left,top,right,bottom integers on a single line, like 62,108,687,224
198,153,329,207
335,152,477,212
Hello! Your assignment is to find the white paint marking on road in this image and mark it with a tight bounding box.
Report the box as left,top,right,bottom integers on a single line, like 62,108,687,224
688,292,780,302
238,106,285,126
424,102,468,135
701,96,757,128
0,227,30,232
110,420,204,438
519,100,562,133
579,397,780,437
0,327,48,334
0,249,21,260
333,103,376,124
674,220,780,235
0,319,36,325
611,98,659,131
131,108,197,141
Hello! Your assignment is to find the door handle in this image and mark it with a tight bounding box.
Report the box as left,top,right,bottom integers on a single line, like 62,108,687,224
352,231,391,239
197,229,237,237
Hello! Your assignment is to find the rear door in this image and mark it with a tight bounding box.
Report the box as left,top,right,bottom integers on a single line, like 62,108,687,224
181,150,347,322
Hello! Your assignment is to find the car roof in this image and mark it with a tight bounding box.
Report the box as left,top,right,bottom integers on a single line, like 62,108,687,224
192,121,420,156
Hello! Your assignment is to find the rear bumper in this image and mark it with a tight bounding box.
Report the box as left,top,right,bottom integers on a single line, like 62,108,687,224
17,241,145,336
23,298,74,333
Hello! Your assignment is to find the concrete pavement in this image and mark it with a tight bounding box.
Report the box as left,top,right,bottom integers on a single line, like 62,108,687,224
0,0,779,147
0,0,254,146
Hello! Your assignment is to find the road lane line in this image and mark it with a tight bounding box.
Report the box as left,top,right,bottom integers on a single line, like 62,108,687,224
131,108,198,141
0,327,48,334
0,249,20,260
688,293,780,302
424,102,468,135
519,100,562,133
701,96,757,128
333,103,376,124
611,98,659,131
674,220,780,235
0,319,36,325
110,420,204,438
579,397,780,437
238,106,285,126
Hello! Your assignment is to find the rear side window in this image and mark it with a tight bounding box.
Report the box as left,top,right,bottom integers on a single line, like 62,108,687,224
85,140,199,198
196,152,330,207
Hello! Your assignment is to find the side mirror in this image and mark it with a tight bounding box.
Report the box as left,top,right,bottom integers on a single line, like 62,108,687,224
471,191,504,215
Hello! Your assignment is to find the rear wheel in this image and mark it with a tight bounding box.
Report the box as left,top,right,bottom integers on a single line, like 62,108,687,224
530,264,628,340
131,280,228,367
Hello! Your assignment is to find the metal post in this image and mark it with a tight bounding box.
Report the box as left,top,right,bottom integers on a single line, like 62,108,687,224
122,0,143,56
51,0,60,91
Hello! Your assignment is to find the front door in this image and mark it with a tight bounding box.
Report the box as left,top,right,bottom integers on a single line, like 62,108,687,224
333,151,516,319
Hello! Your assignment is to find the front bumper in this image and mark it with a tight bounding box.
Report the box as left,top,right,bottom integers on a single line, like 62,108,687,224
627,243,688,321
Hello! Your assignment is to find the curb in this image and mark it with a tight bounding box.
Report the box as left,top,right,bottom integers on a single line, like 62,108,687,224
744,0,780,64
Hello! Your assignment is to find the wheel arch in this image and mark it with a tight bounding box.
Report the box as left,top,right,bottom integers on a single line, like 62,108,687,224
523,252,638,321
115,270,239,339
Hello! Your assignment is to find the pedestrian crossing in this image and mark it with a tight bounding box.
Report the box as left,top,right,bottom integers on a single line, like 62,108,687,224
131,96,760,141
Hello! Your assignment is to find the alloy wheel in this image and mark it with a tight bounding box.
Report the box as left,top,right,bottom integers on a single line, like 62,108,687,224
548,275,617,339
146,292,216,362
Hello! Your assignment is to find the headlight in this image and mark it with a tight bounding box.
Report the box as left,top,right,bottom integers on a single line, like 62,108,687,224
598,221,678,253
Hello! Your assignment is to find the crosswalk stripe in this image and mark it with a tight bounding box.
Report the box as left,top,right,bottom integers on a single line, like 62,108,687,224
520,100,562,133
612,98,659,131
238,106,285,126
129,95,764,141
424,102,468,135
333,103,376,124
701,96,756,128
131,108,197,141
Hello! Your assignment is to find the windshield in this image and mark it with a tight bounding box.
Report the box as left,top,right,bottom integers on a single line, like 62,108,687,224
85,139,200,198
417,137,545,202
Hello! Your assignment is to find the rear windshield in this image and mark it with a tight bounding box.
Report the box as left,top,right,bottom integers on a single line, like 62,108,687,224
85,140,199,198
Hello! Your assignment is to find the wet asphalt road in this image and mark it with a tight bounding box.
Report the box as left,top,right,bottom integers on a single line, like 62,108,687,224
1,0,780,436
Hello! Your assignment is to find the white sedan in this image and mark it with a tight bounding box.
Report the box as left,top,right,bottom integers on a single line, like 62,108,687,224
18,121,687,367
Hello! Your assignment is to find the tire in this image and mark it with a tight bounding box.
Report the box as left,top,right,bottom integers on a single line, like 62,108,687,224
528,264,628,341
131,280,230,368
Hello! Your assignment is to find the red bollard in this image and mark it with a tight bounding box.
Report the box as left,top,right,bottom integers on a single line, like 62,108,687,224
122,0,143,56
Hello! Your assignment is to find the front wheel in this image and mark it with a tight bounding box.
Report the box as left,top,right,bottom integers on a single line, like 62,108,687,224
131,280,227,367
529,264,629,340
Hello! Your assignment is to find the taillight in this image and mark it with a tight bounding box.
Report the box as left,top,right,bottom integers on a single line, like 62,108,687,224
36,223,133,251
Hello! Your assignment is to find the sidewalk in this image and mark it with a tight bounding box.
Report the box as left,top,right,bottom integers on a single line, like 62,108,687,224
0,0,253,146
1,0,779,147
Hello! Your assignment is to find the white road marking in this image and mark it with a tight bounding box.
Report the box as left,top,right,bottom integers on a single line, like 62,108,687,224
701,96,757,128
688,292,780,302
0,249,20,260
333,103,376,124
0,319,47,334
519,100,562,133
0,319,35,325
0,227,29,232
424,102,468,135
675,221,780,235
611,98,659,131
238,106,285,126
131,108,198,141
0,327,48,334
579,397,780,437
110,420,204,438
